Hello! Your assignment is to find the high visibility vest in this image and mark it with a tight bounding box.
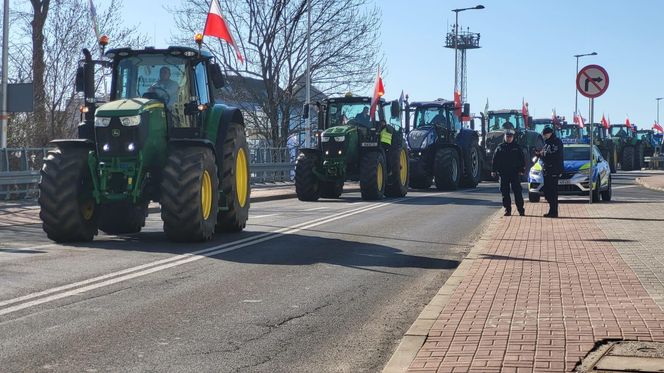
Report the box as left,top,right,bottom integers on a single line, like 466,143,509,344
380,129,392,145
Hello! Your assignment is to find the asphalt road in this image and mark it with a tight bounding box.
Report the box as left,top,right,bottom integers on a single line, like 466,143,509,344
0,172,652,372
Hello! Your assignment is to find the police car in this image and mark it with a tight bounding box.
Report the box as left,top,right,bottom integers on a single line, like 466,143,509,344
528,142,612,202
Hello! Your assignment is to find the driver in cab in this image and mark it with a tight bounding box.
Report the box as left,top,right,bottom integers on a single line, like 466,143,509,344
354,107,371,127
149,66,179,107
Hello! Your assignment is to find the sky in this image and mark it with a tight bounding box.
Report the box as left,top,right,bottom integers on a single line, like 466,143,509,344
117,0,664,128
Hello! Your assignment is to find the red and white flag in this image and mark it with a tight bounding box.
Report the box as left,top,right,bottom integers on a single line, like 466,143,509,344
522,99,529,127
552,109,559,127
369,67,384,121
601,114,609,129
626,116,633,131
454,90,462,118
204,0,244,62
574,113,585,128
653,122,664,133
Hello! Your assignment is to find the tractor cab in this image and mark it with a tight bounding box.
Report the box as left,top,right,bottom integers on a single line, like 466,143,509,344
557,124,583,143
531,117,565,134
406,99,463,150
609,125,634,140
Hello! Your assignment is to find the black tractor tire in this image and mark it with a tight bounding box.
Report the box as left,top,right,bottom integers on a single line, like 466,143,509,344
434,148,461,191
621,146,635,171
528,192,540,203
216,124,251,232
161,146,219,242
98,201,148,235
409,175,432,189
609,144,617,173
601,177,612,201
385,143,409,197
295,152,321,201
635,144,644,170
38,147,98,243
360,151,386,200
320,181,343,199
461,144,482,188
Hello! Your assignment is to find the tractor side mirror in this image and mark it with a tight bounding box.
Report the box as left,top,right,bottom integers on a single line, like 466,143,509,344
463,103,470,118
75,66,85,92
390,100,400,118
208,63,225,88
317,103,326,130
302,103,309,119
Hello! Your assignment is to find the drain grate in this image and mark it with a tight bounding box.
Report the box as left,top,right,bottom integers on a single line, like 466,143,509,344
576,340,664,372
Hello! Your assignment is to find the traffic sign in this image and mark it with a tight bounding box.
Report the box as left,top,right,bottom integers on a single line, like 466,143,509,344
576,64,609,98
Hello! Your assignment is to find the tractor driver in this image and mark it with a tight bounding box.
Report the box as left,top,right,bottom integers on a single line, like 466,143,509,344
428,112,446,127
354,107,371,127
149,66,179,107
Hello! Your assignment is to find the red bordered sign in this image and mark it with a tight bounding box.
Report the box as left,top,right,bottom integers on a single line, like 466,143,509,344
576,64,609,98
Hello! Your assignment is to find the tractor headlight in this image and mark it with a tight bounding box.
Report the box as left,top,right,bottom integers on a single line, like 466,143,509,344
334,136,345,142
95,117,111,127
321,136,331,142
120,115,141,127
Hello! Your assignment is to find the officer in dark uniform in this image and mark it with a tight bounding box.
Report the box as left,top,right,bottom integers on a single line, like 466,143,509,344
536,127,564,217
491,126,526,216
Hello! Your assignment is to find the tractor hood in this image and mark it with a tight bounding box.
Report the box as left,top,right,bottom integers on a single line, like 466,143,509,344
322,125,355,137
96,98,164,117
407,127,435,150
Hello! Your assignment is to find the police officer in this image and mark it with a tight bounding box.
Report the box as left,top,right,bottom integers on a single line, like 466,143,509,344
491,126,526,216
535,127,564,217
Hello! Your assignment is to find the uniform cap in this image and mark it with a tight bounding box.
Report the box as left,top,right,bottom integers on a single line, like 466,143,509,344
542,127,554,135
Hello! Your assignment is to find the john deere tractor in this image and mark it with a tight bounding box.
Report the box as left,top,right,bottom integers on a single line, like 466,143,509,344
609,124,643,171
481,109,542,180
405,99,482,190
38,43,250,243
295,95,408,201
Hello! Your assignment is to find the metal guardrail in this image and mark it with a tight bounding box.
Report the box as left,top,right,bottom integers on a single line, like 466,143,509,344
644,156,664,170
0,147,298,200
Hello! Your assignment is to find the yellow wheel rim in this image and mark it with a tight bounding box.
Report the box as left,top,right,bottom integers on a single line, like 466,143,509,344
81,200,95,221
377,162,384,191
236,148,248,208
201,170,212,220
399,149,408,186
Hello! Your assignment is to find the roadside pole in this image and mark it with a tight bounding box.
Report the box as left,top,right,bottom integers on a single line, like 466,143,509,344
589,98,594,204
1,0,9,148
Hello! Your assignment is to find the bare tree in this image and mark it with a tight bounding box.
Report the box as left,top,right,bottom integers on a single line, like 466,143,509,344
7,0,146,147
170,0,382,147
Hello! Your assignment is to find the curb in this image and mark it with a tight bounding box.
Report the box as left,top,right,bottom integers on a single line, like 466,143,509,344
382,209,502,373
635,177,664,192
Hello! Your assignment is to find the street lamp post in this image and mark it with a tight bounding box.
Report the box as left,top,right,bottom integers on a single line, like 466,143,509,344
656,97,663,125
574,52,597,116
1,0,9,148
304,0,312,148
451,5,484,95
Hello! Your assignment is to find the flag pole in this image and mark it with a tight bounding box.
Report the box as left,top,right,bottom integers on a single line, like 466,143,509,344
304,0,312,148
1,0,9,148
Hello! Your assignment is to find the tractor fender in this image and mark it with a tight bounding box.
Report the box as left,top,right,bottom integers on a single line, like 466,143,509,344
207,104,245,166
168,138,216,155
49,139,96,150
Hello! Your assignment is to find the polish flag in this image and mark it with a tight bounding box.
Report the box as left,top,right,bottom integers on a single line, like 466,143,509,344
601,114,609,129
204,0,243,62
369,67,384,121
574,113,585,128
626,117,633,131
653,122,664,133
522,99,529,127
454,90,462,118
552,109,559,127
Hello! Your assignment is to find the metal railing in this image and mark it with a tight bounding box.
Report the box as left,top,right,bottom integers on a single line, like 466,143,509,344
0,147,298,200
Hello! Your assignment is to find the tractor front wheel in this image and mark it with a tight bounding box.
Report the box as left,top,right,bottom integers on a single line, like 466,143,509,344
360,151,386,200
622,146,635,171
434,148,461,190
295,152,321,201
161,146,219,242
39,147,98,242
385,143,409,197
216,123,251,232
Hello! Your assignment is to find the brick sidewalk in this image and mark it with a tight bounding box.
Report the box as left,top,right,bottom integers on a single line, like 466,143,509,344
402,201,664,372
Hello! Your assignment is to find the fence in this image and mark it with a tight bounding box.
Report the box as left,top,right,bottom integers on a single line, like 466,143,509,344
0,146,298,200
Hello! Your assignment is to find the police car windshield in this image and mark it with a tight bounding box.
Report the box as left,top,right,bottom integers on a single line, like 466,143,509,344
564,146,591,161
327,102,372,128
488,113,522,131
413,106,450,129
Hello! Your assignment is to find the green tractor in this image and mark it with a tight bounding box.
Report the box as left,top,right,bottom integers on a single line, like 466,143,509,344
38,44,250,243
609,124,643,171
581,124,618,173
481,109,542,180
635,129,657,158
295,95,408,201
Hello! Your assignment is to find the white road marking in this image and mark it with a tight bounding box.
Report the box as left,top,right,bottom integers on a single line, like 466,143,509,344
0,243,56,252
0,199,408,316
249,214,278,219
304,207,327,211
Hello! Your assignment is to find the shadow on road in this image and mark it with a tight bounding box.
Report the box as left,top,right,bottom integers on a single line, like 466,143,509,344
479,254,553,263
393,195,501,207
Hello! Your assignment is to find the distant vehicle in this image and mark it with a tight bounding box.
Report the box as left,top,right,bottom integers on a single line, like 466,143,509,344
531,117,565,134
635,129,657,157
405,99,481,190
481,109,542,180
581,124,618,173
609,124,643,171
528,144,612,202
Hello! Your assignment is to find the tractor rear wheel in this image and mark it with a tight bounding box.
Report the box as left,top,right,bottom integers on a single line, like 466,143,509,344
39,147,98,242
460,144,482,188
622,146,635,171
161,146,219,242
295,152,320,201
385,143,409,197
98,201,148,235
434,148,460,191
216,124,251,232
360,151,386,200
320,180,343,199
609,144,617,173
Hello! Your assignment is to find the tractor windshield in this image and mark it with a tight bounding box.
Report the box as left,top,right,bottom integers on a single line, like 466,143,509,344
113,55,188,109
557,126,580,140
635,131,650,141
533,121,554,134
413,106,451,129
487,113,522,131
582,125,605,139
609,126,630,138
327,102,373,128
